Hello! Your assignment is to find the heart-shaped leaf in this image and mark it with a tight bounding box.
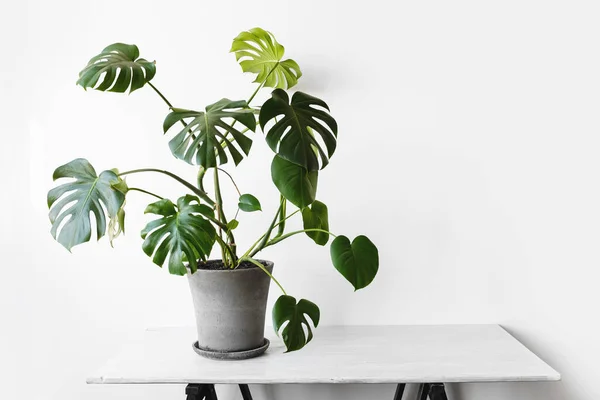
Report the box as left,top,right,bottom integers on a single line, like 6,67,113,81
330,235,379,290
302,200,329,246
77,43,156,93
231,27,302,89
260,89,338,171
164,99,256,168
141,195,216,276
272,295,320,352
48,158,126,251
226,219,239,231
271,155,318,209
238,193,261,212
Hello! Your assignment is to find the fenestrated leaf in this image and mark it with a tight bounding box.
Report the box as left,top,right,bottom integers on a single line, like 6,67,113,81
302,200,329,246
330,235,379,290
230,27,302,89
141,195,216,276
271,155,317,209
272,295,320,352
260,89,338,171
163,99,256,168
238,193,261,212
77,43,156,93
47,158,126,251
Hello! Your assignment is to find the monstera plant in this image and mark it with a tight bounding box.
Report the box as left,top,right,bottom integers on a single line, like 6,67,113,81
48,28,379,353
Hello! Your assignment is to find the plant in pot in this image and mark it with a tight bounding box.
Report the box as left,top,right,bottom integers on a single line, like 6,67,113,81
47,28,379,358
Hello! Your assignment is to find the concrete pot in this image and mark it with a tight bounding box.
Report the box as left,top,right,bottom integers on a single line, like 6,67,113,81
187,260,273,358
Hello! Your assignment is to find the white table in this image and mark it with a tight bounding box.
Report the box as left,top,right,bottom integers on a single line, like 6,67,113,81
88,325,559,400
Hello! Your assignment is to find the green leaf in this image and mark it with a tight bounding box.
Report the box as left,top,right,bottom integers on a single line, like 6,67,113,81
77,43,156,93
164,99,256,168
330,235,379,290
302,200,329,246
226,219,239,231
141,195,216,276
272,295,320,352
230,27,302,89
238,193,261,212
260,89,338,171
271,155,318,209
47,158,126,251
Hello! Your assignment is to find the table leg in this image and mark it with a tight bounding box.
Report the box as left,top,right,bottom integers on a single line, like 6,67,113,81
394,383,406,399
185,384,218,400
239,384,254,400
429,383,449,400
185,384,208,400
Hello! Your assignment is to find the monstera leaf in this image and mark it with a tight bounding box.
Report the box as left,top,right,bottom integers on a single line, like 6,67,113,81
272,295,320,352
271,155,318,209
163,99,256,168
260,89,338,171
302,200,329,246
231,27,302,89
330,235,379,290
47,159,126,251
77,43,156,93
141,195,216,276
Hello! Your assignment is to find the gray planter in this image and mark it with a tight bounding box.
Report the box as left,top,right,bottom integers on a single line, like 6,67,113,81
187,260,273,359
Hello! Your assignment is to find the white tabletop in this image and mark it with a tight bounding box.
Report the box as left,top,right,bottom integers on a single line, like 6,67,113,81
87,325,559,385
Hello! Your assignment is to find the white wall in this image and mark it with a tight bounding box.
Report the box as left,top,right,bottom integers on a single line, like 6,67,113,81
5,0,599,398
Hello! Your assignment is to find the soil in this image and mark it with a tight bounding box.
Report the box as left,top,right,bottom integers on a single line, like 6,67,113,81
195,259,269,271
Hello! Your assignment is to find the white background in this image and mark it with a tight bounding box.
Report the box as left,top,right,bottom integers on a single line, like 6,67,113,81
3,0,599,398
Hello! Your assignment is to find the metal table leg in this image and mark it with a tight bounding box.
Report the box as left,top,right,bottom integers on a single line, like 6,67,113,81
185,384,218,400
185,384,208,400
393,382,448,400
239,384,254,400
429,383,449,400
394,383,406,400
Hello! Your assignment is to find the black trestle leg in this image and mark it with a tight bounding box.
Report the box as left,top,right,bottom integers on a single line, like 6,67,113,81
185,384,208,400
429,383,449,400
419,383,431,400
206,384,218,400
239,384,254,400
393,383,406,400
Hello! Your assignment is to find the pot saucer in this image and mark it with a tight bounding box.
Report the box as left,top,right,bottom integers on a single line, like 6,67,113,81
192,339,270,360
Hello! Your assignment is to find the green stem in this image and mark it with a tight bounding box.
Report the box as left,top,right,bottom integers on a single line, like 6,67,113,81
128,187,163,200
263,228,337,250
247,65,277,105
241,257,287,295
213,168,236,264
276,196,286,238
148,82,174,108
246,81,265,105
148,82,197,139
118,168,214,206
217,168,241,196
215,236,237,268
245,205,301,259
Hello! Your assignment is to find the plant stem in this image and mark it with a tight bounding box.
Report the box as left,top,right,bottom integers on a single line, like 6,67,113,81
276,196,286,238
217,168,241,196
148,82,175,109
264,228,337,249
246,81,265,105
213,168,237,265
247,65,277,105
118,168,214,205
242,208,300,260
241,257,287,295
128,187,164,200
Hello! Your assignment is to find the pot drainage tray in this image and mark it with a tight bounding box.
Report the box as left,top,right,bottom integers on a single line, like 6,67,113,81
192,339,270,360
